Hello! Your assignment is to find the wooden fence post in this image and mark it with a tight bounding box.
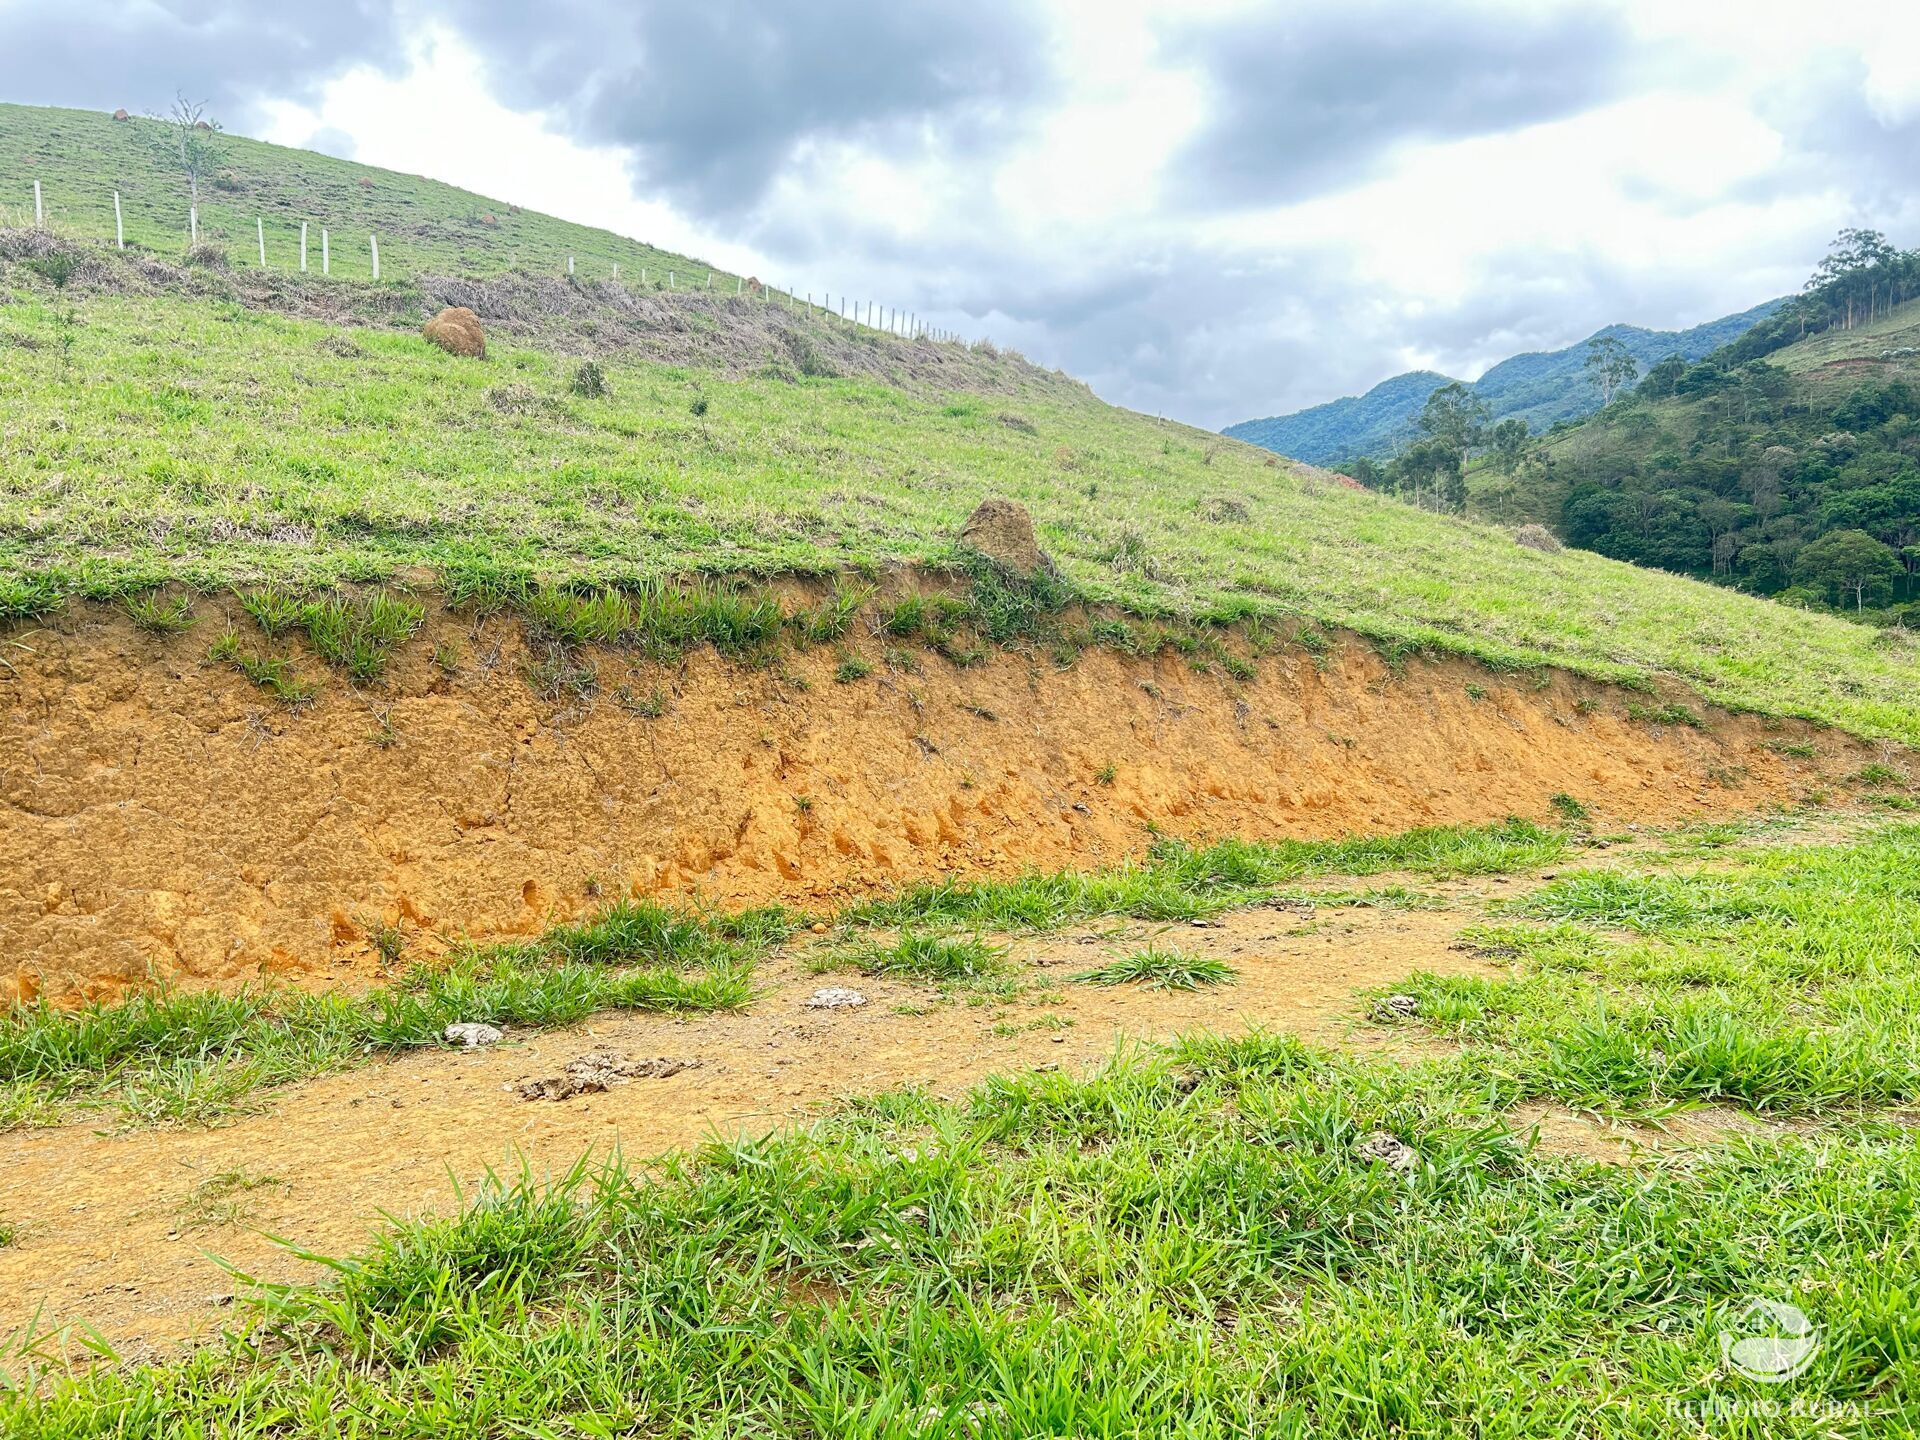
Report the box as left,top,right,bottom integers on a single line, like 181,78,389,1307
370,234,380,281
300,221,308,272
257,218,266,268
321,228,329,276
33,180,43,227
113,191,123,248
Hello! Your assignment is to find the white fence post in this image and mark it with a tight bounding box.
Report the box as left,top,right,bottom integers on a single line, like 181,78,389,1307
706,271,712,290
300,221,308,272
32,180,43,227
321,228,330,275
668,270,675,289
612,262,619,280
113,191,123,248
189,205,199,246
370,233,379,280
567,254,574,275
257,217,266,268
736,276,743,296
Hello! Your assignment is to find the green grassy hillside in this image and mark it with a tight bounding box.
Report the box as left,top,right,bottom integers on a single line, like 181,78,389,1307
1474,299,1920,603
0,101,729,287
3,237,1919,746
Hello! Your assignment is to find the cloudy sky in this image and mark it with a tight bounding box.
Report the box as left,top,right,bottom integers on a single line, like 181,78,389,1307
5,0,1918,428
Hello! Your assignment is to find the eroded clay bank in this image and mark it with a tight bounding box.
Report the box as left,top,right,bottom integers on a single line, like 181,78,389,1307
1,599,1858,1003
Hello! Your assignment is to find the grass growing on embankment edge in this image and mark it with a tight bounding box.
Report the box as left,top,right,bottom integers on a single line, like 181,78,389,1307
4,275,1920,745
0,821,1570,1132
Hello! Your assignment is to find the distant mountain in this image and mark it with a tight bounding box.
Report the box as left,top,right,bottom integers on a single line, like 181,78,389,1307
1224,300,1786,466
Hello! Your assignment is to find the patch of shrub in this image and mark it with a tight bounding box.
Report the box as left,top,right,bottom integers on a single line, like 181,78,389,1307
568,359,608,398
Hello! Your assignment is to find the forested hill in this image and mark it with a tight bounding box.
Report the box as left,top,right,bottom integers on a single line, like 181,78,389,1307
1224,301,1782,465
1483,238,1920,614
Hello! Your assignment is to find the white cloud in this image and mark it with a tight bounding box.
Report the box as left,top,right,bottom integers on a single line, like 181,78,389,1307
164,1,1920,427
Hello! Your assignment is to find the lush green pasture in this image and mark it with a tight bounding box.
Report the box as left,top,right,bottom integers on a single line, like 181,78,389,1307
0,103,722,287
9,822,1920,1435
4,282,1919,744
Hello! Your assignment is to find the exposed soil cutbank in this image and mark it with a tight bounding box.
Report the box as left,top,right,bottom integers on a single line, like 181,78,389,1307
1,601,1857,1004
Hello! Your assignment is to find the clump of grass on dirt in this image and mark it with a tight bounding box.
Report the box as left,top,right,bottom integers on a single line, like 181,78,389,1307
206,627,319,705
1073,945,1237,990
122,591,195,635
296,591,425,681
836,932,1010,982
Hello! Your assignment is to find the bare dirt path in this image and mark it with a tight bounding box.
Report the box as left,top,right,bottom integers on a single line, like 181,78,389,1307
0,888,1492,1359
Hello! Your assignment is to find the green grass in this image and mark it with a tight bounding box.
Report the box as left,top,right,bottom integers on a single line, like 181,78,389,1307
10,1041,1917,1431
847,820,1572,931
0,102,729,288
121,590,194,634
0,899,769,1129
838,932,1011,983
1389,824,1920,1115
1073,946,1238,990
10,823,1920,1428
3,262,1920,742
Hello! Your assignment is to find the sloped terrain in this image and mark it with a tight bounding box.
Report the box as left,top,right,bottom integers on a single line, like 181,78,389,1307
1224,302,1782,464
1,101,725,286
4,240,1919,745
1483,298,1920,596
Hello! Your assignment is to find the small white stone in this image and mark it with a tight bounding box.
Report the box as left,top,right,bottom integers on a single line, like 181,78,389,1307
803,987,868,1011
444,1022,504,1049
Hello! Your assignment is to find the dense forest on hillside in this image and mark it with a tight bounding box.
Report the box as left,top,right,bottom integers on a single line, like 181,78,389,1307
1343,231,1920,617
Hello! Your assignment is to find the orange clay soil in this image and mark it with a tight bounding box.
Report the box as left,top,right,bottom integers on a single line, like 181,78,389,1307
0,884,1496,1358
1,598,1863,1005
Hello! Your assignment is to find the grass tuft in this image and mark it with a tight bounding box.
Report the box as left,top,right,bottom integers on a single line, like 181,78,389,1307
1073,945,1238,990
123,592,196,635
